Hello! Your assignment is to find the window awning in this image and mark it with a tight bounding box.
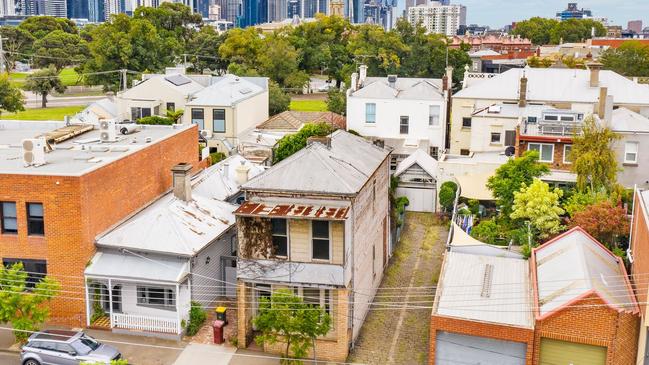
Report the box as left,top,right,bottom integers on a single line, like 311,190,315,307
235,201,350,220
455,173,494,200
84,251,190,284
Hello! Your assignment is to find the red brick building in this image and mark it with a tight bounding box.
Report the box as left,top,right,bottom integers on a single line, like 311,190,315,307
449,35,533,54
0,121,198,327
629,188,649,364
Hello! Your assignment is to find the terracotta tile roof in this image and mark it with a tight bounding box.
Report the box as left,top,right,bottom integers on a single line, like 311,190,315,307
257,111,346,130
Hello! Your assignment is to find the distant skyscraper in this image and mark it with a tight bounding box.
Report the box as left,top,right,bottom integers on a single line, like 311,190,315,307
224,0,240,23
66,0,89,18
329,0,342,16
556,3,592,21
44,0,67,17
287,0,299,18
0,0,16,16
88,0,105,21
408,1,466,36
105,0,120,18
628,20,643,34
18,0,43,15
266,0,287,21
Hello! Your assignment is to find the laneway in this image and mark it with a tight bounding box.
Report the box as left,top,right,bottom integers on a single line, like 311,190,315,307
347,212,448,365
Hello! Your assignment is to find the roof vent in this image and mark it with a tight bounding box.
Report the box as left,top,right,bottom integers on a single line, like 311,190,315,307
387,75,397,88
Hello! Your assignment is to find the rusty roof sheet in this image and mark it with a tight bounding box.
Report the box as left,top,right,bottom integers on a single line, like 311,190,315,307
235,201,349,220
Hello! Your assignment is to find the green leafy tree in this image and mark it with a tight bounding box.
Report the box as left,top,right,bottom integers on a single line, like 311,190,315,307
269,81,290,116
470,219,501,244
258,33,309,89
0,263,61,343
218,27,263,70
325,89,346,115
253,289,331,363
166,108,184,123
562,189,609,217
273,122,334,163
512,17,605,45
601,41,649,77
0,27,35,72
0,74,25,115
18,16,78,39
347,24,408,75
438,181,458,213
133,2,202,48
571,116,620,192
186,26,227,73
510,179,565,239
32,30,88,71
24,66,66,108
569,200,629,250
487,150,550,218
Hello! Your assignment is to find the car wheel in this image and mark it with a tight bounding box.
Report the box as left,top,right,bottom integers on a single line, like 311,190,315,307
23,360,41,365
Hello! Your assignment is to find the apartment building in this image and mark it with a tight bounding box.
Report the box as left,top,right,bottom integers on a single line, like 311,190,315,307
407,0,466,36
234,130,390,361
0,120,198,327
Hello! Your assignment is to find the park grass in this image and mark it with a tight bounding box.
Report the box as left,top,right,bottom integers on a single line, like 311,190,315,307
2,105,85,121
289,99,328,112
8,67,82,89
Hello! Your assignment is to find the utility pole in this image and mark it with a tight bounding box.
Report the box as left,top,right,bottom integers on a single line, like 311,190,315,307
121,69,127,92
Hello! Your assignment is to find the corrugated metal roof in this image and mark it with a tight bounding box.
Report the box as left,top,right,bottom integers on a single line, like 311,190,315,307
350,77,444,100
611,107,649,133
242,130,389,195
435,251,533,328
187,74,265,107
85,250,189,283
394,149,439,179
235,201,349,220
533,227,637,316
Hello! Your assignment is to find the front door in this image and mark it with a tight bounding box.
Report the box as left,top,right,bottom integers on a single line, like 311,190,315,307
112,284,122,313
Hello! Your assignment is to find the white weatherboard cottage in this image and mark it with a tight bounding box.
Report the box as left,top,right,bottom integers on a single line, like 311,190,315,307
84,156,262,337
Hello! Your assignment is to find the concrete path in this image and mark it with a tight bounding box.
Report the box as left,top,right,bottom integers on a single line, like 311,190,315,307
347,212,448,365
173,343,236,365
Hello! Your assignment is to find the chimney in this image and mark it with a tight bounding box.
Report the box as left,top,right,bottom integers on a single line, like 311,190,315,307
235,161,251,185
596,86,609,120
443,66,453,91
359,64,368,86
171,163,193,202
442,74,449,92
306,136,331,147
518,74,528,107
387,74,397,89
350,72,358,92
588,62,603,87
223,162,230,179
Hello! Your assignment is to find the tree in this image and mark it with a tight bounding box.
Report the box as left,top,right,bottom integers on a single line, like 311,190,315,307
571,116,620,192
325,89,346,115
166,108,184,123
133,2,202,48
569,200,629,250
269,81,290,116
0,27,35,72
273,122,334,163
18,16,78,39
32,30,88,71
512,17,605,45
0,74,25,116
258,33,309,89
601,41,649,77
185,26,226,73
562,189,609,217
24,66,66,108
470,219,500,244
253,289,331,363
438,181,458,213
510,179,565,239
347,24,408,76
0,262,60,343
487,150,550,218
218,27,263,70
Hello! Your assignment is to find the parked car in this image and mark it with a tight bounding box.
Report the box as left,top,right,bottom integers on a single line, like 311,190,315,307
20,330,122,365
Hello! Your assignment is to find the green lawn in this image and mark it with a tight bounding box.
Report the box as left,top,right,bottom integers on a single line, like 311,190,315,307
2,105,85,121
289,99,328,112
8,67,82,88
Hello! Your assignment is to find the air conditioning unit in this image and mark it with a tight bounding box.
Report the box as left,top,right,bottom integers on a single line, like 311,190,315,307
99,119,117,142
200,130,213,139
22,138,46,166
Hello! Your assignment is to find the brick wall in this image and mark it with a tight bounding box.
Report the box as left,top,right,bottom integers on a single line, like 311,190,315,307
631,193,649,315
0,126,198,326
533,293,639,365
517,139,572,171
429,315,535,365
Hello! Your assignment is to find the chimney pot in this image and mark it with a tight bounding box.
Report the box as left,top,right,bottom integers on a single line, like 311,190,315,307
350,72,358,92
588,62,603,87
359,64,368,86
171,163,193,202
518,75,528,107
235,161,251,185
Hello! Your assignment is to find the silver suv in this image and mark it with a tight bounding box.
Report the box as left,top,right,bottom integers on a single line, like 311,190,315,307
20,330,122,365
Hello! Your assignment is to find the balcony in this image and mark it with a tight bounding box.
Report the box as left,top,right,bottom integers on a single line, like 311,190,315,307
522,119,581,137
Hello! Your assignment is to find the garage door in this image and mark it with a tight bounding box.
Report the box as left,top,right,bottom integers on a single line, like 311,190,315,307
396,186,436,212
435,331,526,365
540,338,606,365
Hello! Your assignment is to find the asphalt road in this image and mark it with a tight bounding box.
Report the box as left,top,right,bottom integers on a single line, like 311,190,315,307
0,352,19,364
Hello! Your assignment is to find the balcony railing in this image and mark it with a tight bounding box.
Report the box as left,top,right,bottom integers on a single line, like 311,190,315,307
523,120,581,137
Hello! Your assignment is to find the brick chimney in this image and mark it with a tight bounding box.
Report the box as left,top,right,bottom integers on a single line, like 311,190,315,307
171,163,192,202
518,74,528,107
588,62,603,87
598,87,608,120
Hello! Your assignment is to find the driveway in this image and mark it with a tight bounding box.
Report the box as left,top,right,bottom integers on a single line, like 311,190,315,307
347,212,448,365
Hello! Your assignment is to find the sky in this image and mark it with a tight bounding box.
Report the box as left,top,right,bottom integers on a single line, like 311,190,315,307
445,0,649,29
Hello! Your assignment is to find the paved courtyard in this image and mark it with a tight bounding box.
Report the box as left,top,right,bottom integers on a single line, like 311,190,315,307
347,212,448,365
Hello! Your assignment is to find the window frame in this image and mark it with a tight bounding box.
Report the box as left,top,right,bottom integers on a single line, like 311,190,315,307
365,103,376,124
528,143,554,163
462,117,472,128
311,220,331,261
26,202,44,236
490,132,502,144
270,218,289,258
212,108,226,133
399,116,409,135
429,105,440,126
625,141,639,164
563,144,573,164
2,258,47,288
191,108,205,130
166,102,175,112
136,286,176,310
1,201,17,234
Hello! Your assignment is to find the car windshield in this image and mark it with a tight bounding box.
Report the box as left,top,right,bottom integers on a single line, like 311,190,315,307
69,335,101,355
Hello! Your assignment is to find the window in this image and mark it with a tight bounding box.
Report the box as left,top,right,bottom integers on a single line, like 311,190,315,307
191,108,205,130
625,142,639,164
26,203,44,236
429,147,439,159
213,109,226,133
543,114,558,121
301,287,334,321
490,132,501,144
1,202,17,234
462,117,472,128
365,103,376,123
137,286,175,309
504,130,516,146
429,105,440,126
230,235,238,257
528,143,554,163
2,259,46,288
271,219,288,257
312,221,330,260
563,145,573,164
460,149,470,156
130,107,151,121
399,116,409,134
166,102,175,112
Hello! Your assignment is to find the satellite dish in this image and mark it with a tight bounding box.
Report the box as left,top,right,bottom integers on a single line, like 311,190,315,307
505,146,516,157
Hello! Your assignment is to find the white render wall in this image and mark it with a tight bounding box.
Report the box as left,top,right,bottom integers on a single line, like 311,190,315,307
191,226,238,306
347,96,446,152
115,281,180,320
469,116,519,153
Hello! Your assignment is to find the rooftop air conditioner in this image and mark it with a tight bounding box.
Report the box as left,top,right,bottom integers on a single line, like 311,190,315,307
22,138,46,166
99,119,117,143
200,130,213,139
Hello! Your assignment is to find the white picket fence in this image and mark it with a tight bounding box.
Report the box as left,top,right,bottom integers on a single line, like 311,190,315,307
112,313,179,334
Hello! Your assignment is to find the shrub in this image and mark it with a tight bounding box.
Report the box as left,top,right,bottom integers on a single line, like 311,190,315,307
272,122,334,163
210,152,226,165
185,301,207,336
470,219,500,244
395,196,409,215
137,115,174,125
439,181,458,212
